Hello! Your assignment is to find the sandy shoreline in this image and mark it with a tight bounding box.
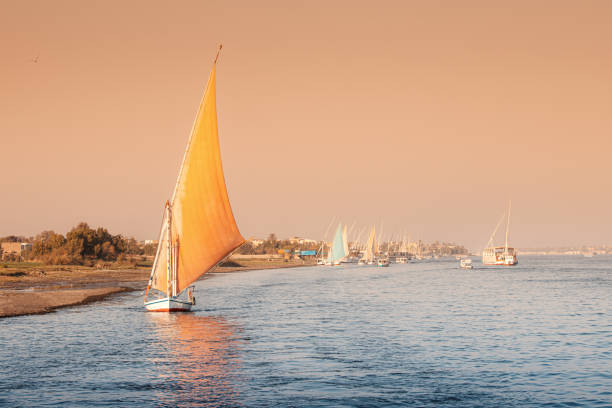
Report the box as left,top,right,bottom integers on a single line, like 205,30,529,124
0,267,150,318
0,287,134,318
0,260,312,318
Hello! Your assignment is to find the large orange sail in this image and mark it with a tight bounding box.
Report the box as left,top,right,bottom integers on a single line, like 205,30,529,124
150,62,244,295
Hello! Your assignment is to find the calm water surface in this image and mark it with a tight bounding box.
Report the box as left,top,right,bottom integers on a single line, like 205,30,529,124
1,256,610,407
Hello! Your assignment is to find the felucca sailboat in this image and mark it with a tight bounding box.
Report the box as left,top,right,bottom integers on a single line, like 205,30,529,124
326,224,347,265
144,46,245,312
358,226,378,265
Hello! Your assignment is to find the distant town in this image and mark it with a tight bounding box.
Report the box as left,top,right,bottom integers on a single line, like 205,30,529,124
1,223,468,264
233,234,468,261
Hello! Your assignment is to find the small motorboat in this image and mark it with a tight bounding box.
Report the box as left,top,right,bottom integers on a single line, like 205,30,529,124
460,258,473,270
377,258,390,267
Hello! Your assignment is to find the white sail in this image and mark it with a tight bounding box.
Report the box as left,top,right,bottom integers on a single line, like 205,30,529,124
362,226,377,263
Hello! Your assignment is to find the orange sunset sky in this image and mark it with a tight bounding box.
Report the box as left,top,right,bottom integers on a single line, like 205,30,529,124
1,0,611,250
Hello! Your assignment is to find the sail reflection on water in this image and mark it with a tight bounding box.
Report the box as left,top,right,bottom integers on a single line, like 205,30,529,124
148,313,242,406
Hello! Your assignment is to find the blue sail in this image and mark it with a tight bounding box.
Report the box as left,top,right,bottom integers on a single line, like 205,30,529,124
330,225,347,263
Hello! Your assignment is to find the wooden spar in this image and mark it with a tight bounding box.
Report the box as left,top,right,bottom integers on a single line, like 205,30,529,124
486,212,506,249
214,44,222,63
170,45,222,207
166,201,172,298
173,239,179,297
505,200,512,255
144,205,167,301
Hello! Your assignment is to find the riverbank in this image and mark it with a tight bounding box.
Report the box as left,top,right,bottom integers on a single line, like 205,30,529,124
0,287,133,318
213,258,314,273
0,259,314,318
0,264,150,318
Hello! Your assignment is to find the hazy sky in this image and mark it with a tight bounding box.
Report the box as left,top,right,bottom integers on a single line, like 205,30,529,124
2,0,611,250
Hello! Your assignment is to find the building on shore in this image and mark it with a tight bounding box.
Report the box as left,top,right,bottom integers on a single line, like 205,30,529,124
1,242,32,260
249,239,264,248
288,237,318,245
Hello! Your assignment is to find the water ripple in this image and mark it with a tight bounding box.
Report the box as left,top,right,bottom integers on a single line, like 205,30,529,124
0,255,611,407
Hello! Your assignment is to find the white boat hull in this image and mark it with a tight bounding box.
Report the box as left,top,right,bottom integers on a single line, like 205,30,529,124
482,257,518,266
460,258,473,269
145,297,193,312
482,247,518,266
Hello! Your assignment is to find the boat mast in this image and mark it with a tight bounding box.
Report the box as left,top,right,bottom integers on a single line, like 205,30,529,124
316,240,325,261
504,200,511,256
165,201,173,298
144,204,169,301
173,239,178,297
377,223,383,257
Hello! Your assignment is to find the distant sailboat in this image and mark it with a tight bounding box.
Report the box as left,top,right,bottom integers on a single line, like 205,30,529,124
144,46,245,312
340,224,358,263
316,241,327,265
342,225,349,259
358,226,378,265
316,217,336,265
327,224,347,265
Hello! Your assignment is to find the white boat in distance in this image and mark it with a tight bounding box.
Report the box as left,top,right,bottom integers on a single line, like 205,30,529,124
482,201,518,266
144,46,245,312
377,258,390,267
460,258,473,269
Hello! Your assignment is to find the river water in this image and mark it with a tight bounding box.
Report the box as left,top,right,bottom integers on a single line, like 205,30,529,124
1,256,610,407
